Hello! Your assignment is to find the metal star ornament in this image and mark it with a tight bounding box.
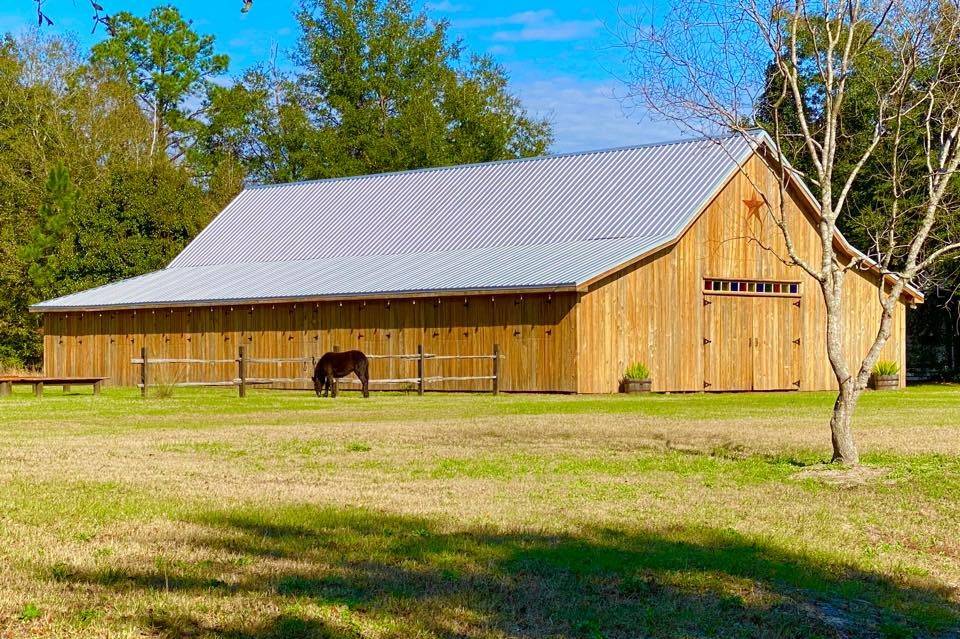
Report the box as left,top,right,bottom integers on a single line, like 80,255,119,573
744,196,765,225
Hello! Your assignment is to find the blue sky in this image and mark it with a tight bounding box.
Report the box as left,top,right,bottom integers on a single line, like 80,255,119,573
4,0,683,152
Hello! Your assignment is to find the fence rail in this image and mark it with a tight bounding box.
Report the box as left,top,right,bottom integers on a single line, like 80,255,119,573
132,344,502,397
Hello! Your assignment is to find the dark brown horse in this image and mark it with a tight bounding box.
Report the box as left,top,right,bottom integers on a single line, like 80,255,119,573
313,350,370,398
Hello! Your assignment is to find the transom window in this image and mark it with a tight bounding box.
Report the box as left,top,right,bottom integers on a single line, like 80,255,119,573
704,278,799,295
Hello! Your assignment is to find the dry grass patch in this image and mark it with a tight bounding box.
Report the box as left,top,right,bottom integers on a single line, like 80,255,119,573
0,385,959,637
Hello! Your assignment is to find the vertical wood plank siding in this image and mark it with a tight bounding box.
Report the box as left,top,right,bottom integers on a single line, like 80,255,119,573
576,154,908,393
43,293,579,392
41,153,909,394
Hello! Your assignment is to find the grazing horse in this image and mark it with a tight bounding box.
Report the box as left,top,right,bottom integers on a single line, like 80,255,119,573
313,350,370,398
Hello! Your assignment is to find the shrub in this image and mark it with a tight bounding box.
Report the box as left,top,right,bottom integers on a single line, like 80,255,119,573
623,362,651,381
872,360,900,377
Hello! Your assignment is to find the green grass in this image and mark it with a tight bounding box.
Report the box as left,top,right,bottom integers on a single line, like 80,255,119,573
0,384,959,637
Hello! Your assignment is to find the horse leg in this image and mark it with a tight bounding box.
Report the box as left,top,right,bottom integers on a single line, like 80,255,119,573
313,374,323,398
358,360,370,398
331,371,339,398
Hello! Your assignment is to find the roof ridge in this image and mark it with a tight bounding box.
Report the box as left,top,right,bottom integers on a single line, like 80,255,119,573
245,130,745,191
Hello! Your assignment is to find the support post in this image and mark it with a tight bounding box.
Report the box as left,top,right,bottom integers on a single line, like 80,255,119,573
93,381,102,396
492,343,500,396
33,382,43,398
238,345,247,398
417,344,425,396
0,381,10,397
63,385,71,394
140,347,148,398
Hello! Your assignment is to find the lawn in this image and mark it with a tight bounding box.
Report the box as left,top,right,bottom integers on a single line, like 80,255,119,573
0,385,958,638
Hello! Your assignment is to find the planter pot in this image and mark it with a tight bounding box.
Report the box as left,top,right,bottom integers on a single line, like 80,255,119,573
869,374,899,391
623,379,652,394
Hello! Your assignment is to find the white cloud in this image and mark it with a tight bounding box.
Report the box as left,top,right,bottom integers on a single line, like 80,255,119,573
515,77,685,153
456,10,554,29
457,9,601,43
492,19,601,42
486,44,514,56
425,0,470,13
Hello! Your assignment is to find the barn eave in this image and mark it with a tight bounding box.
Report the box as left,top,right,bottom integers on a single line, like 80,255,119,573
28,284,582,313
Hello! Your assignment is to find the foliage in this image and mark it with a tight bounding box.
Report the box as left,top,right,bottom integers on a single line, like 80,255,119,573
0,32,229,367
201,0,552,183
872,360,900,377
623,362,650,381
755,14,960,276
0,2,548,367
90,5,229,162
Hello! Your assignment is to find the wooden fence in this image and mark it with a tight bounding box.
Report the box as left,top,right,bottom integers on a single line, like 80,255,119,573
131,344,502,397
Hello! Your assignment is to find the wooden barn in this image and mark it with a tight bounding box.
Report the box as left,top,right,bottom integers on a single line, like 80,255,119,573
32,131,922,393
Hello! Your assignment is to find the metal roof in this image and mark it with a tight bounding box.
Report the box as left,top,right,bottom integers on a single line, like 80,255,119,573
29,235,670,310
34,133,757,311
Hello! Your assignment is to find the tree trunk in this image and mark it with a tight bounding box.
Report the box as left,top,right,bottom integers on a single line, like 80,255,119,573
830,379,861,465
822,270,862,466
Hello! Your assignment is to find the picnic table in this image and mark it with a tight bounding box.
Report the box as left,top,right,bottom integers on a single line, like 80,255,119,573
0,376,108,398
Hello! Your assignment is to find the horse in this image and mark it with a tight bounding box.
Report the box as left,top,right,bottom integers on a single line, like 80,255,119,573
312,350,370,398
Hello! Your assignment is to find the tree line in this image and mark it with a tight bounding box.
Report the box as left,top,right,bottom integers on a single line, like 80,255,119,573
0,0,551,367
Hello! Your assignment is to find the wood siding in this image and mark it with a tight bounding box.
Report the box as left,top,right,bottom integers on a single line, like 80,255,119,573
40,151,911,394
42,293,579,392
576,154,908,393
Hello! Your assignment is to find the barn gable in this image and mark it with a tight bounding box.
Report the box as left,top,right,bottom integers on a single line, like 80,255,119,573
575,150,911,393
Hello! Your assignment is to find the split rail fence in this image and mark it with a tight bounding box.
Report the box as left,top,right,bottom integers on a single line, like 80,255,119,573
131,344,502,397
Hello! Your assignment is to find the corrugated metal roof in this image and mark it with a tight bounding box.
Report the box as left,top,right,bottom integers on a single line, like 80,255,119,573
171,134,754,267
34,133,758,310
30,235,670,309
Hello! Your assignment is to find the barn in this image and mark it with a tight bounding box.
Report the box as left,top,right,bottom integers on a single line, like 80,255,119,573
31,131,922,393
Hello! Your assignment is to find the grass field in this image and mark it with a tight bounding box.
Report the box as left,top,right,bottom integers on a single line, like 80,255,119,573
0,385,958,638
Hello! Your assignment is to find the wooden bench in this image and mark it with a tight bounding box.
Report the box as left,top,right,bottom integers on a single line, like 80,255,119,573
0,377,108,398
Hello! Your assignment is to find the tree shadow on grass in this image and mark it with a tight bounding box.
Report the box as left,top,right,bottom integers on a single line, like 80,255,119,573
56,506,959,639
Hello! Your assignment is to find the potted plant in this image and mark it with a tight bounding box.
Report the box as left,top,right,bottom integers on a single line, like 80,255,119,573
869,360,900,390
622,362,652,393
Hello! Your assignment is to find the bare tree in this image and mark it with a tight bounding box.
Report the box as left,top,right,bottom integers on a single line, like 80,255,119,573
622,0,960,464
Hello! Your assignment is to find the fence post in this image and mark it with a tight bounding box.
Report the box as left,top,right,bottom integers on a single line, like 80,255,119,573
140,347,148,398
417,344,425,396
492,343,500,396
238,345,247,398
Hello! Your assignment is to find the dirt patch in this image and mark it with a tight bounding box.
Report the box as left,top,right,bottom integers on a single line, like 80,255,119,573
793,464,890,487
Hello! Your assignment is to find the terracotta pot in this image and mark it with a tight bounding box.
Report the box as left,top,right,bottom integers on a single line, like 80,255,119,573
623,379,652,393
869,374,899,391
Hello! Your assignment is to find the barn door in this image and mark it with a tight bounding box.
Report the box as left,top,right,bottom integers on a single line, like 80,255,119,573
752,297,801,390
703,293,801,391
702,296,753,391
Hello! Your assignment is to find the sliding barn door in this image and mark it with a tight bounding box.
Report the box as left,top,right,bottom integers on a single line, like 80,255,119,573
702,296,753,391
752,297,801,390
703,293,801,391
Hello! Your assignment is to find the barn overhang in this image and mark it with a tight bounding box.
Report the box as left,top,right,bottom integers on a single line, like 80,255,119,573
29,284,581,314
